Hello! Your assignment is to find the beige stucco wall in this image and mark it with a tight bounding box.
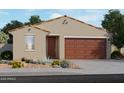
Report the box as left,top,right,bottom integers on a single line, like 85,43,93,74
10,16,111,60
35,16,110,59
10,26,48,61
106,38,111,59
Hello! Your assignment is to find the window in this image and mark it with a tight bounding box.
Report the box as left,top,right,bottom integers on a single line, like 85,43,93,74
25,35,35,50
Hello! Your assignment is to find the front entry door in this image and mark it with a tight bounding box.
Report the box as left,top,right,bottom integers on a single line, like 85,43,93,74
47,36,59,59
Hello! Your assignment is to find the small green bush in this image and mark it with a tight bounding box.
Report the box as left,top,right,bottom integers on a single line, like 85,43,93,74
11,61,24,68
60,60,69,68
51,60,60,66
0,61,3,64
111,51,123,59
21,57,26,61
8,62,12,65
0,51,13,60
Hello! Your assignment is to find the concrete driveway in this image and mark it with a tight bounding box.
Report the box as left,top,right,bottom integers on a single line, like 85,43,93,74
68,59,124,74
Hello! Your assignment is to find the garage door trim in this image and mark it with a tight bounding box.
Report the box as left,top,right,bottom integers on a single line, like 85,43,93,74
64,36,108,38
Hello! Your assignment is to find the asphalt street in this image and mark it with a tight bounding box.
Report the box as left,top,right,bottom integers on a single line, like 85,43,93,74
1,74,124,83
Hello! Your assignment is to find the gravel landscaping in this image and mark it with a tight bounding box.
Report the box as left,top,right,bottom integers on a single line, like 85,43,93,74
0,59,80,69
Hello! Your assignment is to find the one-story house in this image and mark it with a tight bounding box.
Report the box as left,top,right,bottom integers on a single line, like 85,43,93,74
9,15,111,60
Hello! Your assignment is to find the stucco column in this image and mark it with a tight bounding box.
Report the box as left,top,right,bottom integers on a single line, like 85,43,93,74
59,36,65,59
106,38,111,59
41,35,47,61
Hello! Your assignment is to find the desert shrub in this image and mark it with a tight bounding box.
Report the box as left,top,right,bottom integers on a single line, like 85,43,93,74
60,60,69,68
8,62,12,65
37,59,52,65
21,57,26,61
51,60,60,66
37,60,45,65
0,51,13,60
45,58,52,64
36,59,42,64
111,51,123,59
0,52,1,60
41,62,46,65
25,59,33,63
0,61,3,64
44,60,52,64
11,61,24,68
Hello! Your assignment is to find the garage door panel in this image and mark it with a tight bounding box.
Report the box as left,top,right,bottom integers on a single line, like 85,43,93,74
65,38,106,59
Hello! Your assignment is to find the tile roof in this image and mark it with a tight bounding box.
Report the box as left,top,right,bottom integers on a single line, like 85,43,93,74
9,25,50,33
8,15,105,32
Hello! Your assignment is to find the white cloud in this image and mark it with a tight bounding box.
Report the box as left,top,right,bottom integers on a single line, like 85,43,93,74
50,13,62,18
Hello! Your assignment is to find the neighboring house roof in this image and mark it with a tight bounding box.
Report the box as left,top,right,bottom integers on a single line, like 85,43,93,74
8,15,106,33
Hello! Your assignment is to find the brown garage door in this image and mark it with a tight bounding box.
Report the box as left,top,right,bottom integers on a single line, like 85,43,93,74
65,38,106,59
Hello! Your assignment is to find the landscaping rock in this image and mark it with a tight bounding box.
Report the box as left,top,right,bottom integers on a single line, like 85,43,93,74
69,63,80,69
120,47,124,57
1,60,11,64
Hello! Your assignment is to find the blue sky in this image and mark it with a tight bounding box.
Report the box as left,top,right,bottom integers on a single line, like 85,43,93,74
0,9,123,29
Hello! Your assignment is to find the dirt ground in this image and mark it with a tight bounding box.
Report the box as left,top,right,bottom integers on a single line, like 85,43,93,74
0,64,11,68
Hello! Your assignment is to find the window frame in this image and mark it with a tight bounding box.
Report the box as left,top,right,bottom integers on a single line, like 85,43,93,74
24,34,36,51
